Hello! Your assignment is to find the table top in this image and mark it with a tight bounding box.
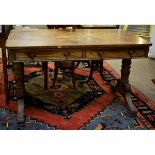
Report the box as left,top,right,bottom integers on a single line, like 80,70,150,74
6,28,152,49
81,25,119,29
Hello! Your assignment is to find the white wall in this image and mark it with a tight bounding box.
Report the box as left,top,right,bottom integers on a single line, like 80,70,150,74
148,25,155,58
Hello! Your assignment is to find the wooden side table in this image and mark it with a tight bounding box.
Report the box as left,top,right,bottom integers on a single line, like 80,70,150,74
6,28,151,122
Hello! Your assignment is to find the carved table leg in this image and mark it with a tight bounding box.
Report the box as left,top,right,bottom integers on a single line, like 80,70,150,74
117,58,137,116
2,45,9,104
42,61,48,89
13,62,25,122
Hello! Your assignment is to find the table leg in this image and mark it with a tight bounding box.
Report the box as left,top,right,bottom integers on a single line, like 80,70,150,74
2,46,9,104
42,61,48,89
13,62,25,122
117,58,137,116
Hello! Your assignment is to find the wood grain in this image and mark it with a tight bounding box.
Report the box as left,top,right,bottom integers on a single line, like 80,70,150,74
6,29,151,49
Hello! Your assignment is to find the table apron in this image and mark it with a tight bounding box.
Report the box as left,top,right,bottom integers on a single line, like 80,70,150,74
8,47,149,62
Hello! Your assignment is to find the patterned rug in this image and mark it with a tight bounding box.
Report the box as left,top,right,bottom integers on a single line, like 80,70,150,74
0,62,155,130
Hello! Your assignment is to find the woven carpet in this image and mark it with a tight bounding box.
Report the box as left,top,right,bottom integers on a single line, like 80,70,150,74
0,61,155,130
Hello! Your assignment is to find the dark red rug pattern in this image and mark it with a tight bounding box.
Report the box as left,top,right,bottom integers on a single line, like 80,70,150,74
1,62,155,129
1,63,114,129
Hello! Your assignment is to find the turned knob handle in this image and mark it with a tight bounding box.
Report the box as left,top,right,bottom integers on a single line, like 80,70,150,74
64,51,70,57
27,52,36,59
128,50,133,57
98,51,104,58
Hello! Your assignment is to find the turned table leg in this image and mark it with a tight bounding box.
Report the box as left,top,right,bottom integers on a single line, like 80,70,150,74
42,61,48,89
13,62,25,122
2,45,9,105
117,58,137,116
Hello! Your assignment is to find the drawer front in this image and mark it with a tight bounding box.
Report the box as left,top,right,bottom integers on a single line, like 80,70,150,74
9,49,84,62
103,49,147,58
85,49,103,59
86,48,148,59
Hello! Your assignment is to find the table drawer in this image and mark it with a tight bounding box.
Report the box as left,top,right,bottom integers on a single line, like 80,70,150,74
11,49,84,62
85,49,104,59
103,49,147,58
85,48,148,59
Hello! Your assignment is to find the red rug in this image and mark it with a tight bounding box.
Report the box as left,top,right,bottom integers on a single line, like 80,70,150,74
0,61,155,130
0,63,114,129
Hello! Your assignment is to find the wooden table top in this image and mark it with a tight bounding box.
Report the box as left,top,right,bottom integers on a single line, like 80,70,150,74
6,28,152,49
81,25,119,29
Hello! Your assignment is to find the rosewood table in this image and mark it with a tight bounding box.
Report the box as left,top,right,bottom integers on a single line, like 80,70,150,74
5,28,152,122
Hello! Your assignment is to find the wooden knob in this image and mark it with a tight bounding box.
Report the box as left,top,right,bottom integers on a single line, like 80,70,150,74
128,50,133,57
64,51,70,57
98,51,104,58
27,52,36,59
